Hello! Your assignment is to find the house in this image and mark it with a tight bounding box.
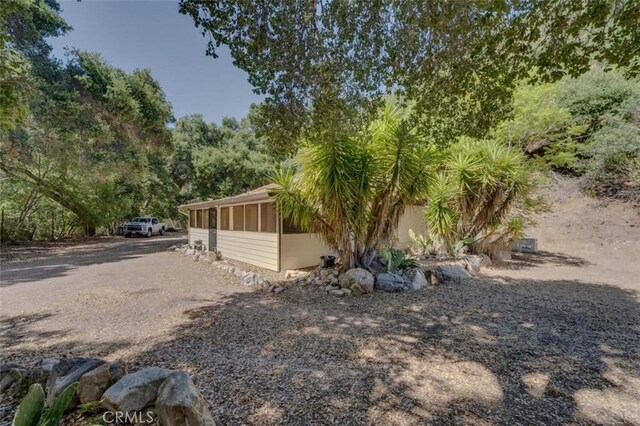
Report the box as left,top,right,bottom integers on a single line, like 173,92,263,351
179,184,427,272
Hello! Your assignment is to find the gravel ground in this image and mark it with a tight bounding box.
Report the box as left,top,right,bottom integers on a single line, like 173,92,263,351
1,190,639,424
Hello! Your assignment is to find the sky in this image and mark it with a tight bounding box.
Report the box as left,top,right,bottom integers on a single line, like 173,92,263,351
49,0,263,124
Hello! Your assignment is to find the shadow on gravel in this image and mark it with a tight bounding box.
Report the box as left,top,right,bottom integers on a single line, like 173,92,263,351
124,277,640,425
494,250,591,270
0,236,186,287
0,311,136,366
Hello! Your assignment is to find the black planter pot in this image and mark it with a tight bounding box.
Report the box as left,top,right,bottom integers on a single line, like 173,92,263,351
320,255,336,268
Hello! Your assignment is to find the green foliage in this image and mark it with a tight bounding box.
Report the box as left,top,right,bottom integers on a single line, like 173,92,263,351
424,138,542,259
271,101,437,270
181,0,639,153
380,248,418,272
169,110,277,205
500,67,640,202
407,228,436,256
12,382,77,426
12,384,44,426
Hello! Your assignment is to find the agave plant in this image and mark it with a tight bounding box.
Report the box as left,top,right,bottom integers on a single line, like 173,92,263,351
271,101,437,270
424,137,544,259
12,382,78,426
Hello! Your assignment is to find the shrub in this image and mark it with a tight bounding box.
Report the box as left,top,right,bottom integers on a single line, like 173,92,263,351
424,138,544,259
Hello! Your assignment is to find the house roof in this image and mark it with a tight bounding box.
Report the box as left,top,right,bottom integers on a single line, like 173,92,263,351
178,184,278,210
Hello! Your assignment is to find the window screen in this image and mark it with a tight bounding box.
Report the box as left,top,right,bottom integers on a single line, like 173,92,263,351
245,204,258,232
189,210,196,228
232,205,244,231
196,209,203,228
220,207,230,230
260,203,277,233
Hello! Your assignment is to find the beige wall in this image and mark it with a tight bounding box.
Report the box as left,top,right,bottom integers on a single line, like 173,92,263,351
280,233,335,271
188,227,210,250
395,206,427,249
217,230,279,271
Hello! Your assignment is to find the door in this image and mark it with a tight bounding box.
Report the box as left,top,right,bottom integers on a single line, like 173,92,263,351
208,208,217,251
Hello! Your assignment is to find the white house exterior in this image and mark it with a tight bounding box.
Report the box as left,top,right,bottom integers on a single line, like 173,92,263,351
180,185,427,272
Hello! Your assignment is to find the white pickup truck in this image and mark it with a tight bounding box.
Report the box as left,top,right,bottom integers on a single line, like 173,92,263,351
124,217,165,238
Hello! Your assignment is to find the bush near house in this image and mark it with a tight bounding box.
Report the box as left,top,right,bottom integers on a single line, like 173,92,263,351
271,102,437,270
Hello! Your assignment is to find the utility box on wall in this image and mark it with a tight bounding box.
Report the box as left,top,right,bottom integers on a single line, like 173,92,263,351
512,238,538,253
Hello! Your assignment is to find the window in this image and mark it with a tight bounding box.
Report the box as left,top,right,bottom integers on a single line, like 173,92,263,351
232,205,244,231
260,203,277,233
189,210,196,228
203,209,209,229
245,204,258,232
152,218,158,225
220,207,230,230
196,209,203,228
283,217,305,234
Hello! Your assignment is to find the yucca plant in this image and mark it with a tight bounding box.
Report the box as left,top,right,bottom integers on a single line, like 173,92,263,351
424,137,543,259
271,102,437,270
12,382,78,426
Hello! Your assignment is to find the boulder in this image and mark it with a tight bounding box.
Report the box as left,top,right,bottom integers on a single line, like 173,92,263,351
78,361,126,404
46,357,105,406
156,372,215,426
375,272,406,292
0,364,27,393
402,268,428,290
462,254,491,274
240,272,258,287
339,268,374,294
102,367,172,412
434,265,471,284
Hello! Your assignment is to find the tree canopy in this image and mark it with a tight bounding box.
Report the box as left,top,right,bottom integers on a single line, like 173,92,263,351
180,0,640,154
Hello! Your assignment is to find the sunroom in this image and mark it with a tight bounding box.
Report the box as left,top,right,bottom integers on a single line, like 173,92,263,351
179,184,334,271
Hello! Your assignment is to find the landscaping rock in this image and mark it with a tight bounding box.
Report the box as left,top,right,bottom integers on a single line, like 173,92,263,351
273,286,284,294
339,268,374,294
329,289,345,296
325,285,340,291
434,265,471,283
240,272,258,287
78,361,126,404
156,371,215,426
46,357,105,406
403,268,428,290
102,367,172,412
462,254,491,274
375,272,406,292
0,364,27,393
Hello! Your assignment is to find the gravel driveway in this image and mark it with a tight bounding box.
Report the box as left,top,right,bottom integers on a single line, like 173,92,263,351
0,235,253,361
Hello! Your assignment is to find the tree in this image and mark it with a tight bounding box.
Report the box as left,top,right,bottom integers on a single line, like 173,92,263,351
169,110,278,204
1,1,178,238
424,138,543,259
180,0,640,153
271,102,436,270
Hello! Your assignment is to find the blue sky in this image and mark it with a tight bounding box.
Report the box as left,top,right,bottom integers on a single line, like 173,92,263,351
49,0,263,124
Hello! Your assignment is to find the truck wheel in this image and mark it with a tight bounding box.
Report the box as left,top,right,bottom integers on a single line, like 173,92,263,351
159,227,165,235
147,229,152,237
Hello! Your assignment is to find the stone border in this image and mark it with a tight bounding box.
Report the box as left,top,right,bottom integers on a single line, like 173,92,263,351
169,243,285,293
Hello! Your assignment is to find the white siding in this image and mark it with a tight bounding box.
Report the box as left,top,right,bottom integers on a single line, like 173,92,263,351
217,230,279,271
188,227,210,250
395,206,427,249
280,233,335,271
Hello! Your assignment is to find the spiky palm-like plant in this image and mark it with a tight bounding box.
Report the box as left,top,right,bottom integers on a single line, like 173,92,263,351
271,102,436,270
425,137,542,258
